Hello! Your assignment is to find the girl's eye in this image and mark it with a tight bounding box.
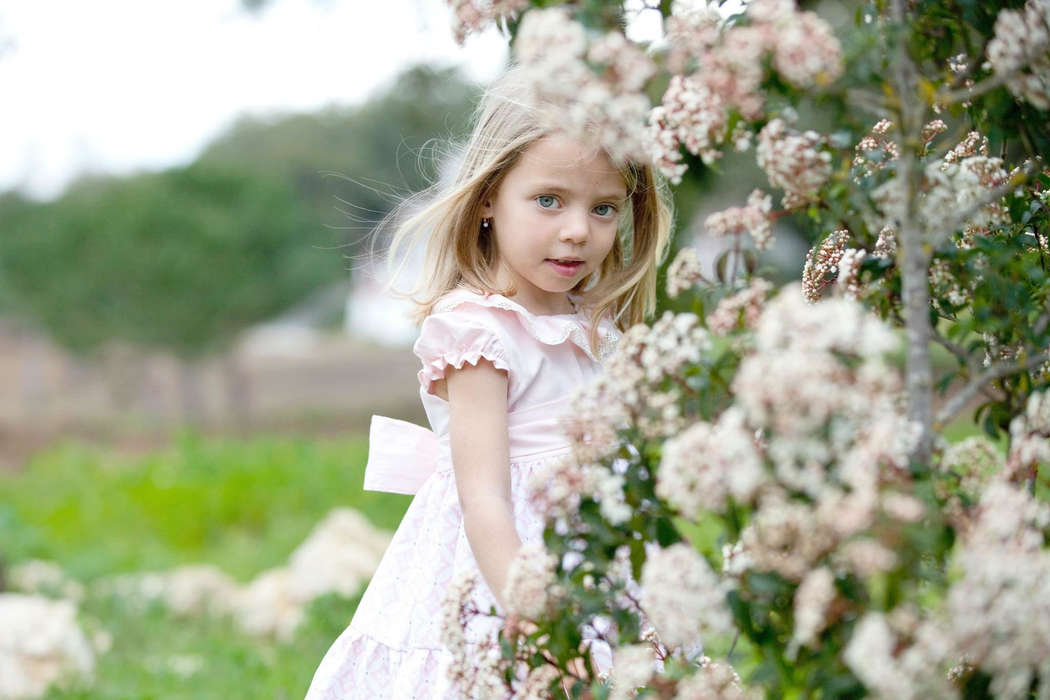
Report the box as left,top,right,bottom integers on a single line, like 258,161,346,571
536,195,559,209
594,204,616,217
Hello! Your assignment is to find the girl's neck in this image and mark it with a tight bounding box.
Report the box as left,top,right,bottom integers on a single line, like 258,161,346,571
504,291,576,316
490,267,577,317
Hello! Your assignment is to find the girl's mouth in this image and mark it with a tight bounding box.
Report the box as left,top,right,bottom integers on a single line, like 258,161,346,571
546,259,584,277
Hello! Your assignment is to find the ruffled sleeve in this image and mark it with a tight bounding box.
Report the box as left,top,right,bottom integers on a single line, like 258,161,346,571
412,310,511,396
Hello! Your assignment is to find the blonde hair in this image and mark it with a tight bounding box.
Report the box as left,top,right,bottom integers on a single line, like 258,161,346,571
384,66,674,353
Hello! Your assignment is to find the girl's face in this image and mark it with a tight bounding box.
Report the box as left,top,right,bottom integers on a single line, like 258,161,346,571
483,134,628,316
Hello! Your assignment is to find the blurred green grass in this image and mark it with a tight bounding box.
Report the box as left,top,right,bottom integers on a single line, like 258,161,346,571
1,432,412,699
0,432,410,582
51,592,362,700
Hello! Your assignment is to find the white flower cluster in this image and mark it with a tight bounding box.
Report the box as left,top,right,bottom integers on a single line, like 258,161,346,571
649,0,842,182
872,131,1010,239
517,665,561,700
735,287,900,442
440,569,506,698
0,594,95,699
704,189,775,250
502,543,558,620
852,118,899,178
665,246,704,298
942,478,1050,698
609,644,656,700
528,454,634,530
801,229,849,301
1007,389,1050,477
943,130,988,165
98,508,390,641
706,278,774,335
843,612,954,699
756,118,834,209
817,126,1017,305
873,225,897,259
765,5,843,88
587,281,915,596
657,407,765,517
447,0,528,45
854,119,947,180
648,74,730,182
928,258,972,307
987,0,1050,109
740,493,841,582
938,435,1005,511
728,289,919,584
842,471,1050,698
921,119,949,148
564,312,712,454
672,655,750,699
514,8,655,163
789,566,836,654
835,247,865,300
639,543,733,650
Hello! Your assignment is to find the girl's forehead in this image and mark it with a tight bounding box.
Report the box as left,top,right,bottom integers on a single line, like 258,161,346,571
510,134,627,192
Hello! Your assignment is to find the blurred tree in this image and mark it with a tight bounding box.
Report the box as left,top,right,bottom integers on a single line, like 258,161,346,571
0,66,479,356
0,165,333,359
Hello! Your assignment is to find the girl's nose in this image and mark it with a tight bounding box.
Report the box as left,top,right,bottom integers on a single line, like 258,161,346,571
559,209,589,244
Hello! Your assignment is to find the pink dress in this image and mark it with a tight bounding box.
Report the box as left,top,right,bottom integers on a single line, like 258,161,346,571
305,288,620,699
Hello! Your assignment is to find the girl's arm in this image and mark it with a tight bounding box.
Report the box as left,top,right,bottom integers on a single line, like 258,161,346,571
444,358,519,611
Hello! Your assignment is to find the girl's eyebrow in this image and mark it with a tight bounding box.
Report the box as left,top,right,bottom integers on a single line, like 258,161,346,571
531,182,627,201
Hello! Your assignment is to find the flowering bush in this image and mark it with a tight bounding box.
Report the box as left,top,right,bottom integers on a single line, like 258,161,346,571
443,0,1050,697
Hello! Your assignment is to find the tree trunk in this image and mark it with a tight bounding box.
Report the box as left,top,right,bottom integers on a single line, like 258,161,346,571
891,0,934,463
178,361,205,427
222,351,254,434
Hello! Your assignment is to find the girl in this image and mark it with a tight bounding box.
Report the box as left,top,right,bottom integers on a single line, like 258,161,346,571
305,68,672,698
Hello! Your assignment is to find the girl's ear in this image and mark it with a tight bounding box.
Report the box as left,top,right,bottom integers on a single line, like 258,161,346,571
481,199,493,217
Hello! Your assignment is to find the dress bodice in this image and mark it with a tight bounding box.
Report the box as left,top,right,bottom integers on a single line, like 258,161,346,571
413,289,620,450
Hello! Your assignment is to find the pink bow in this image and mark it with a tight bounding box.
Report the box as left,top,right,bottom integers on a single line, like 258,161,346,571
362,415,440,495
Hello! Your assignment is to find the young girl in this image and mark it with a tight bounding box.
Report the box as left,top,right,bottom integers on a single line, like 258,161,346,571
305,68,672,698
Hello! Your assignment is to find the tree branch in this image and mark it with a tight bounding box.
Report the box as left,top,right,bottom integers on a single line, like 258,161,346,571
934,350,1050,429
931,328,970,368
936,37,1050,107
935,71,1011,106
1034,311,1050,337
846,89,893,119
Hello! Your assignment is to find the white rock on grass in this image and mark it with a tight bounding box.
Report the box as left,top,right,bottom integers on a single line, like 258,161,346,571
286,508,390,601
99,564,237,617
8,560,85,602
0,594,94,699
92,507,392,641
230,568,304,641
231,508,391,641
160,565,239,617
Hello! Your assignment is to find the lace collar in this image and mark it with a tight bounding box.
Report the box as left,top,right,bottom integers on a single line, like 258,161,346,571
433,288,620,363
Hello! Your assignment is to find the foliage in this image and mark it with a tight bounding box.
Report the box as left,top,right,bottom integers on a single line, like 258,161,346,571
438,1,1050,698
0,164,336,358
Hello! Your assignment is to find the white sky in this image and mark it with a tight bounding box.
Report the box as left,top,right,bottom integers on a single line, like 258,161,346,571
0,0,510,201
